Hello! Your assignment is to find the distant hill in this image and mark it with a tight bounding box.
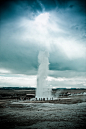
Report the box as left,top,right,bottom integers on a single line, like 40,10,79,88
0,87,86,90
52,88,86,91
0,87,36,90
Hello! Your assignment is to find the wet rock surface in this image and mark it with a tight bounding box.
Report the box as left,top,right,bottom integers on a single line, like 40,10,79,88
0,100,86,129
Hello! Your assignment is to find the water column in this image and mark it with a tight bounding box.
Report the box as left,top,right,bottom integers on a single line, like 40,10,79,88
36,51,51,99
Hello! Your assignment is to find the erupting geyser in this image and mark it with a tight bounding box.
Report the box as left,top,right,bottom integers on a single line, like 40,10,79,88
36,51,51,99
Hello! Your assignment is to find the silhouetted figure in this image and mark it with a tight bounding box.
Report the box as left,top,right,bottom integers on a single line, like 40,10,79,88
43,98,45,101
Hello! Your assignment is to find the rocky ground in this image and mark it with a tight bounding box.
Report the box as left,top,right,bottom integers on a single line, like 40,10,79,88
0,96,86,129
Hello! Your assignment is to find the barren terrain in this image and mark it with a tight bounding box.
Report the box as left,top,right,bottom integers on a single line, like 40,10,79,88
0,89,86,129
0,94,86,129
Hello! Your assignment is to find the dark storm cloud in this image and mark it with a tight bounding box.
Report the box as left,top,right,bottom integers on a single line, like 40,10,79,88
49,45,86,72
0,37,39,74
0,0,86,75
0,0,42,21
1,0,86,20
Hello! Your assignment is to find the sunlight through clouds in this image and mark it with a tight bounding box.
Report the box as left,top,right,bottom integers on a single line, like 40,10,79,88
0,0,86,88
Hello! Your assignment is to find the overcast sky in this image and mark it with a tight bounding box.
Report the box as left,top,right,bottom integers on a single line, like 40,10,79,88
0,0,86,88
